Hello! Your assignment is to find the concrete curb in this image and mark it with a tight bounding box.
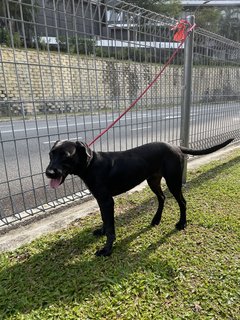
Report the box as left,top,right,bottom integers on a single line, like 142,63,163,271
0,142,239,252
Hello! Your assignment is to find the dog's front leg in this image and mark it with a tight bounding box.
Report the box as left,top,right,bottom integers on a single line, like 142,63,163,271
95,196,116,257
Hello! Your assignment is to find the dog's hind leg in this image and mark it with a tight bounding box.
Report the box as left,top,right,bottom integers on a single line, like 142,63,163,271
147,174,165,226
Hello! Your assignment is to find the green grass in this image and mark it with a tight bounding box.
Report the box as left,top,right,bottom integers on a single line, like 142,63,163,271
0,150,240,320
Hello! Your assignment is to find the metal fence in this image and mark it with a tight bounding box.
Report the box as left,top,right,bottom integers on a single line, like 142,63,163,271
0,0,239,228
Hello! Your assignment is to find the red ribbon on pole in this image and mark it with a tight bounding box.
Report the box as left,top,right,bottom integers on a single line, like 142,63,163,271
171,19,192,42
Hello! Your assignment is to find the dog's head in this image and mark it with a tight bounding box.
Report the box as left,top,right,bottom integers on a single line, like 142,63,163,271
45,140,92,189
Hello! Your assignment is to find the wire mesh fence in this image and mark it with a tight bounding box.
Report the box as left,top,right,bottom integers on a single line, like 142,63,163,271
0,0,239,228
190,28,240,148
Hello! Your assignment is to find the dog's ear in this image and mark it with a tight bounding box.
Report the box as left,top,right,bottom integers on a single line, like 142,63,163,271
75,141,93,166
51,140,60,150
76,141,91,157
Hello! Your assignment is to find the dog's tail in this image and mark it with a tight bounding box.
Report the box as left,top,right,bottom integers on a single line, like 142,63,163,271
180,138,234,156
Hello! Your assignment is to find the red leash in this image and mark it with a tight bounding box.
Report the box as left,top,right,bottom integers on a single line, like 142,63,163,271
88,21,196,147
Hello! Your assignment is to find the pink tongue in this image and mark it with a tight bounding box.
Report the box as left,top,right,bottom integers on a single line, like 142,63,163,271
50,177,62,189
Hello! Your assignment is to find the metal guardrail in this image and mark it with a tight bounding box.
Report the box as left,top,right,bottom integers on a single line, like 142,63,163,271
0,0,239,228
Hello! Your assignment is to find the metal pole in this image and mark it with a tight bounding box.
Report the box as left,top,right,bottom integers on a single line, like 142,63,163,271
180,15,195,184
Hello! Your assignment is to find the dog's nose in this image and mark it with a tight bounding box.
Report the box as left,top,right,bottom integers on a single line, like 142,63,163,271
46,169,55,176
46,168,62,177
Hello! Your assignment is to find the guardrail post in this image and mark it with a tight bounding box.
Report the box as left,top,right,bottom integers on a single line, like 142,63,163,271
180,15,195,184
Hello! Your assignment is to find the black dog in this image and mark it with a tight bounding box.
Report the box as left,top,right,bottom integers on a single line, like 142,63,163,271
46,138,233,256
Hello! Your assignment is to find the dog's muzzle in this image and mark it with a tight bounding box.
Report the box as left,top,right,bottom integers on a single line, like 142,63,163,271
45,168,64,189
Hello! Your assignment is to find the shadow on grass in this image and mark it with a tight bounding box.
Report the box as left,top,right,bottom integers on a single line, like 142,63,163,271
1,153,239,317
186,155,240,189
0,197,177,318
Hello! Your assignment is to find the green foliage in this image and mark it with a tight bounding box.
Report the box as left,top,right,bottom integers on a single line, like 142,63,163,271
0,28,21,48
158,0,182,17
0,150,239,319
0,28,8,44
94,47,183,65
68,36,95,55
196,8,221,33
195,7,240,42
12,32,21,48
0,0,35,33
219,8,240,42
129,0,182,17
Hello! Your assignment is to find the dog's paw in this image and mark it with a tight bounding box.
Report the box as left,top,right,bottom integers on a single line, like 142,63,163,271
151,217,161,226
175,221,186,230
95,247,112,257
93,227,105,237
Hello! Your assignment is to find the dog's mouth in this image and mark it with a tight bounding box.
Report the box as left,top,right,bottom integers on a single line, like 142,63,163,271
46,169,67,189
49,176,63,189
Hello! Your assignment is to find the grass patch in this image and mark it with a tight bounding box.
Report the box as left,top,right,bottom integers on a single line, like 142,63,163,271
0,150,240,319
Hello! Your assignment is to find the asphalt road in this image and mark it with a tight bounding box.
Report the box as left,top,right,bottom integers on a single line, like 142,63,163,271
0,102,239,220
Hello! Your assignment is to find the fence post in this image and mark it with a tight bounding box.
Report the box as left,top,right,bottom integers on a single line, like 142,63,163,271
180,15,195,184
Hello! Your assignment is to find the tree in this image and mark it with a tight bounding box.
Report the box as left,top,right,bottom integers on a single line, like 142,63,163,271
0,0,36,46
195,7,221,33
219,7,240,42
129,0,182,18
0,0,35,33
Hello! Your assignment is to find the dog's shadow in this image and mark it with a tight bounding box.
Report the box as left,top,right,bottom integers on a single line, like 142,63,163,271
0,198,177,317
1,154,239,317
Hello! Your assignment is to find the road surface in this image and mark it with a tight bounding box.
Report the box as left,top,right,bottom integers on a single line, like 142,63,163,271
0,102,239,220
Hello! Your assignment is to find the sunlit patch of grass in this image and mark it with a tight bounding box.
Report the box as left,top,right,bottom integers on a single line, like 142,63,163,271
0,150,239,319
